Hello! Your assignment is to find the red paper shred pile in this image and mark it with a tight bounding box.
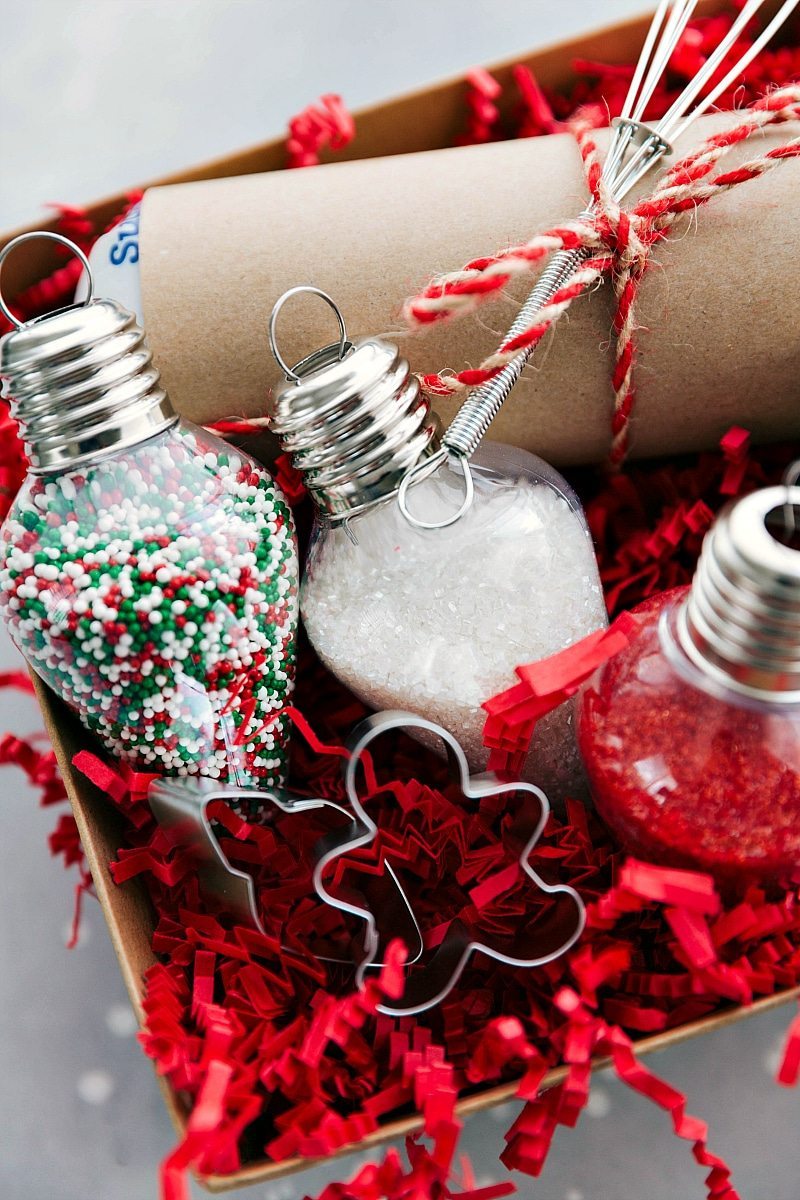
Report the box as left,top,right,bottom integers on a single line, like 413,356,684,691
3,6,800,1199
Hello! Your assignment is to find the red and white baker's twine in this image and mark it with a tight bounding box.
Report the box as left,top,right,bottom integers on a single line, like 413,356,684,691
405,86,800,468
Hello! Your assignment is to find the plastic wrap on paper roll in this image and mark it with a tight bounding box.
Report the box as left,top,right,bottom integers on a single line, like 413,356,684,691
138,114,800,466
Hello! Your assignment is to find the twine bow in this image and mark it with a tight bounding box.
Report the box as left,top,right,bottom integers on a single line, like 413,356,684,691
405,85,800,468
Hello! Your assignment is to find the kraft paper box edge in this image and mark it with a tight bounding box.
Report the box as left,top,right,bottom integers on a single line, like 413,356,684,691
9,1,798,1191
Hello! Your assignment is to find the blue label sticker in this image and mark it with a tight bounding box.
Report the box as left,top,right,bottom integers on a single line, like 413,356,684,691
107,206,140,269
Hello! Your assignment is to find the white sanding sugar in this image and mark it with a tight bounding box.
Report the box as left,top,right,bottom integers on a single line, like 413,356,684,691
301,471,608,802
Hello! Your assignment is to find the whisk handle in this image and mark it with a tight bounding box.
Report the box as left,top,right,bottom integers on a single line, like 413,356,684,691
442,243,589,460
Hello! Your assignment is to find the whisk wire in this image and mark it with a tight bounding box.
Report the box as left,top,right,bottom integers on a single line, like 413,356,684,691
601,2,686,186
668,0,800,141
608,0,795,204
602,0,676,185
631,0,699,123
661,0,767,134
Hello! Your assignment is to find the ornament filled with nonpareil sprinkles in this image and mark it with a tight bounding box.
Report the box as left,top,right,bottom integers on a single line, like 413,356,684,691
0,234,298,814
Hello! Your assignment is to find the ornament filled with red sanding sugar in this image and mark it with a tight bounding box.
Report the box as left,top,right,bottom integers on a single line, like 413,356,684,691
0,233,298,809
269,287,607,799
578,482,800,889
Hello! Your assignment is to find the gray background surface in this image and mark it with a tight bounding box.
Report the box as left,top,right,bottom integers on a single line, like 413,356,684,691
0,2,798,1197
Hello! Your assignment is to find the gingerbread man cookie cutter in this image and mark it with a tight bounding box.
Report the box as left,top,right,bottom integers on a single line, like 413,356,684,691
316,710,586,1016
148,775,423,967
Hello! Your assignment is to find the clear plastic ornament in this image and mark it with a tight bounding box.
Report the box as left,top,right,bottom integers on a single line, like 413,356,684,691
269,288,607,799
578,486,800,886
0,235,298,810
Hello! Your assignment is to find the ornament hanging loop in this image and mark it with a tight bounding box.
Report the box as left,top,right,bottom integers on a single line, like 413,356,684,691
268,285,350,382
397,448,474,530
0,231,94,330
783,458,800,538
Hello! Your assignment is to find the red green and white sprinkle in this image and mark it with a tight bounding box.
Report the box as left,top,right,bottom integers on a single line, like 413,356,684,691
0,425,298,812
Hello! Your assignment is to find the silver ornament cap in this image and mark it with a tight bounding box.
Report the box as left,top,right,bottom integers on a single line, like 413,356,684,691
269,287,440,522
0,232,176,473
676,485,800,703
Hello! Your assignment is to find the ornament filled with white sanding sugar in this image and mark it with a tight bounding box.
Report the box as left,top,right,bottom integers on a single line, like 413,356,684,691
0,234,298,813
269,287,607,798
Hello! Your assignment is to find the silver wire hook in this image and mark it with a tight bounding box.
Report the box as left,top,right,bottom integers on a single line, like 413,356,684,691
783,459,800,539
268,285,348,382
397,448,475,530
0,231,94,331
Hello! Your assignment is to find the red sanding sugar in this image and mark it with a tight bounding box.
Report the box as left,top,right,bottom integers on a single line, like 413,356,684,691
578,586,800,889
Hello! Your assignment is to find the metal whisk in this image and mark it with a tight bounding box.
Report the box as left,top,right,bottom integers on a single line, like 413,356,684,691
399,0,800,529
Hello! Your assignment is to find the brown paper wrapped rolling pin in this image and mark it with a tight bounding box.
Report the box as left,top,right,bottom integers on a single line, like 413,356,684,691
139,112,800,466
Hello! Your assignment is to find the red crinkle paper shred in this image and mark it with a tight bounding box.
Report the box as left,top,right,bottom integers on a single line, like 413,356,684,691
286,94,355,168
32,429,800,1200
457,69,503,146
4,6,800,1198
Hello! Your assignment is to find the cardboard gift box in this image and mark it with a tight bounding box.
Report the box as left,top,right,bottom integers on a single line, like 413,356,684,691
4,1,800,1192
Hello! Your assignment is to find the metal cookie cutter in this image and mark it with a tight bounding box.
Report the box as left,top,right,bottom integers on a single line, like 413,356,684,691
148,776,423,967
317,710,586,1017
